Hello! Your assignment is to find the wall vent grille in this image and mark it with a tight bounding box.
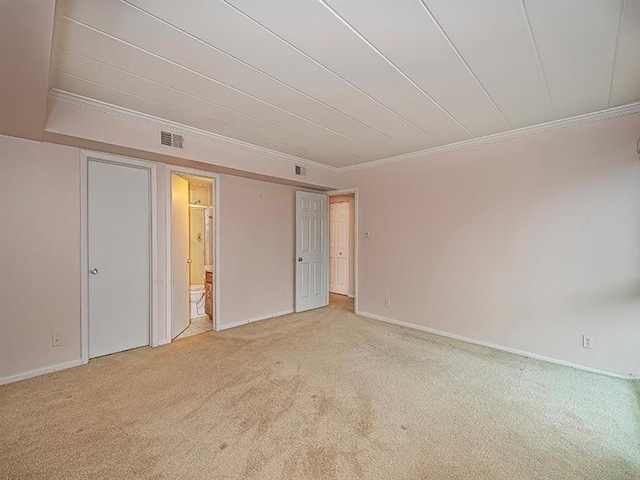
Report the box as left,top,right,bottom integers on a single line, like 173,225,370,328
160,130,184,149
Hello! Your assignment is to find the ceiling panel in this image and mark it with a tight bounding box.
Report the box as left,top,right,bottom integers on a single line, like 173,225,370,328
127,0,426,153
56,72,332,162
50,0,639,168
56,49,368,163
525,0,622,117
60,0,392,162
425,0,555,128
228,0,471,145
609,0,640,107
324,0,510,137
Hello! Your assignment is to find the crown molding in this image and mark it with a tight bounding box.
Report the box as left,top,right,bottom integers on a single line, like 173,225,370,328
340,101,640,173
47,89,340,173
48,89,639,176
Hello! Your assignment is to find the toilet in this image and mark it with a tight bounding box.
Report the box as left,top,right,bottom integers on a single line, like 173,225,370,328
189,285,206,319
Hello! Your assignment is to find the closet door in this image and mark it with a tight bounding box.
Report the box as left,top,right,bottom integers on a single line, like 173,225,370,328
88,160,150,358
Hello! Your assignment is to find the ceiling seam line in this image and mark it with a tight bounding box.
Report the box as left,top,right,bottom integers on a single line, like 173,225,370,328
607,0,628,108
520,0,557,117
63,16,383,155
417,0,513,129
119,0,406,155
114,2,383,153
56,71,369,162
49,89,341,172
57,48,373,161
220,0,434,148
317,0,470,141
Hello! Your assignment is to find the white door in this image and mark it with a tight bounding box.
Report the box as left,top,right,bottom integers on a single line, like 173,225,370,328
171,174,190,339
329,202,350,295
88,160,150,358
295,191,328,312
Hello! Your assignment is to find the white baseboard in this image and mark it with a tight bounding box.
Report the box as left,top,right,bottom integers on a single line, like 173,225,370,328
358,311,634,380
248,309,294,324
218,309,294,331
0,359,83,386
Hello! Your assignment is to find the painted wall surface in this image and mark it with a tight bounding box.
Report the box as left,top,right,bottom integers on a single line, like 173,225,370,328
0,135,81,379
0,135,304,380
343,113,640,377
330,195,355,297
0,0,55,140
219,175,296,326
46,97,340,188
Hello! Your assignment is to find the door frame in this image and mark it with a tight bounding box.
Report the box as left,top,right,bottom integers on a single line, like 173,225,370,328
327,188,359,314
80,150,158,364
165,166,221,338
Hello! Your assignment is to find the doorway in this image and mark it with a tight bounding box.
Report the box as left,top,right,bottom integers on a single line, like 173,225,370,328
328,192,356,313
167,168,219,341
294,189,358,315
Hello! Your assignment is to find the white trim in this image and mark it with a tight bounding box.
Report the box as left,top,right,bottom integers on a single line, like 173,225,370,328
247,309,294,324
328,188,359,315
165,166,221,343
0,359,83,386
358,311,635,380
339,102,640,173
80,150,159,363
217,320,250,331
49,90,338,173
217,310,294,331
49,91,640,175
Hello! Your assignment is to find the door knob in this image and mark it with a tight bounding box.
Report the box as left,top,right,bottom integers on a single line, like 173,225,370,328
90,268,99,275
298,257,303,262
187,259,192,264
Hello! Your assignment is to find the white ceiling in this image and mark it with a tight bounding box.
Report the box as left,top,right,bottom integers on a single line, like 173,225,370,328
51,0,640,168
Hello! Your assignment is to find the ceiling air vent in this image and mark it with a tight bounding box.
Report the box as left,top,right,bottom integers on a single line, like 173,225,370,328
295,165,306,176
160,130,184,149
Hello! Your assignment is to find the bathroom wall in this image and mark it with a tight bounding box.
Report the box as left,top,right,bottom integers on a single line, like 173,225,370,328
189,184,211,206
189,207,206,285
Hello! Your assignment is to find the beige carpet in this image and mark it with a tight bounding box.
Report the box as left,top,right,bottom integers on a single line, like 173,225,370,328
1,301,638,479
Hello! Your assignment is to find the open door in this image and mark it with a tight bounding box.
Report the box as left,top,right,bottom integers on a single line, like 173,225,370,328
295,191,329,312
171,174,190,339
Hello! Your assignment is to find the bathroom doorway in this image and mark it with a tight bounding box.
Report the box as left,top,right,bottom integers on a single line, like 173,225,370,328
167,168,219,341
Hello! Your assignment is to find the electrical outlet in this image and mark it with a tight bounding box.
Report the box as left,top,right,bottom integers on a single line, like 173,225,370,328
582,335,593,349
385,298,391,307
52,334,61,348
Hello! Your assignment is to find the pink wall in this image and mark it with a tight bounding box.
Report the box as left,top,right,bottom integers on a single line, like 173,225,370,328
0,135,81,379
219,175,296,325
0,0,55,140
0,134,304,381
343,113,640,377
46,97,340,189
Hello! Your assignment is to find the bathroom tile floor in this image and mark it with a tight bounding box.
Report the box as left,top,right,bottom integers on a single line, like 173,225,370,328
176,315,212,339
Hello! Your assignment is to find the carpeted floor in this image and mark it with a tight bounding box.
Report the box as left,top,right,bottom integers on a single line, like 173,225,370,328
1,301,639,479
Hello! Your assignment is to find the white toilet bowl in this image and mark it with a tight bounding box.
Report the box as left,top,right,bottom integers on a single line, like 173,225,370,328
189,285,206,319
